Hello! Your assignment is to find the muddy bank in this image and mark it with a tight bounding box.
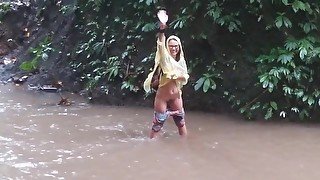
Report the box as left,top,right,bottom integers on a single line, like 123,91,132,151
1,1,79,87
0,1,227,111
0,1,231,114
0,1,86,95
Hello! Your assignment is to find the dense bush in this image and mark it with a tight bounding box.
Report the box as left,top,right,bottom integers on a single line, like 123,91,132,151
48,0,320,120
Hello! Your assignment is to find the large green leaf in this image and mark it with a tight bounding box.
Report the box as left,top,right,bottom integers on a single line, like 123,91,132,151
194,77,205,91
142,23,156,32
203,78,211,92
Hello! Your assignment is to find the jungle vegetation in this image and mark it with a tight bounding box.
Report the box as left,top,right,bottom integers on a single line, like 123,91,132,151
2,0,320,121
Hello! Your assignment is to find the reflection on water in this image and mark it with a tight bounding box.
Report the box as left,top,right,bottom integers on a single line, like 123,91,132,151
1,84,320,180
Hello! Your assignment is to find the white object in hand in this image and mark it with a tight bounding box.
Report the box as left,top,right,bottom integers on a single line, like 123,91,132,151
157,10,168,24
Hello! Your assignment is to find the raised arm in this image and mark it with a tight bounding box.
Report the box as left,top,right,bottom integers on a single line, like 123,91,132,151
157,23,166,43
157,9,168,43
156,10,168,56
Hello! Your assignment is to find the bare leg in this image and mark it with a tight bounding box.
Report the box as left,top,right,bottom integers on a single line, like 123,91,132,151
149,129,156,139
150,96,167,139
179,125,187,136
168,97,187,137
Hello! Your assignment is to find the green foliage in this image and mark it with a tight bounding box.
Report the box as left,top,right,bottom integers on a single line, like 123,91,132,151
194,62,221,93
121,77,139,92
71,0,154,94
239,1,320,120
205,1,241,32
20,36,54,72
0,2,12,22
59,4,77,15
275,13,292,29
188,0,320,121
66,0,320,120
81,56,121,91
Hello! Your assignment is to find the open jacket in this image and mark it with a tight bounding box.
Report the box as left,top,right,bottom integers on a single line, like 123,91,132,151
143,35,189,93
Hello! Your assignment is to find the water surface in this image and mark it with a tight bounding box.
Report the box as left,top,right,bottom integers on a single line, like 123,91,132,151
1,84,320,180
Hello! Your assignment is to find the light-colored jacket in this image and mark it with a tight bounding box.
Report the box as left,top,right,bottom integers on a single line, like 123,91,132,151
143,35,189,93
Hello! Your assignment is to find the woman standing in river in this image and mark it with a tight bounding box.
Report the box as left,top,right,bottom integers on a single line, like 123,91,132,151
143,10,189,139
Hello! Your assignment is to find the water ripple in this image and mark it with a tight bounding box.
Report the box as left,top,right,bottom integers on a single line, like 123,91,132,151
0,136,13,142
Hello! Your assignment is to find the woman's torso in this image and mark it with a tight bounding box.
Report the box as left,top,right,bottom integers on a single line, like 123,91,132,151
155,77,180,101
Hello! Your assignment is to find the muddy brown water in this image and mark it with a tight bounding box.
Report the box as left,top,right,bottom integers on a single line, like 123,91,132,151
1,84,320,180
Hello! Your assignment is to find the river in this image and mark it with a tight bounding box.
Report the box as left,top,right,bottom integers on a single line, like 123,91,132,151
1,84,320,180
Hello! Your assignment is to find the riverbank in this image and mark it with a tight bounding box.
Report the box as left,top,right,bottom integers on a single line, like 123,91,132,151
0,0,232,114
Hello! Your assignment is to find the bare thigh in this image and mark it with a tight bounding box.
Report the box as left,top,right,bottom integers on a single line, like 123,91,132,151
154,96,168,113
168,97,183,112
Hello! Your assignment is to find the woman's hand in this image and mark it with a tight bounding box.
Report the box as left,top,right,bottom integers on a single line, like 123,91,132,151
157,10,168,42
158,10,168,30
157,10,168,25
